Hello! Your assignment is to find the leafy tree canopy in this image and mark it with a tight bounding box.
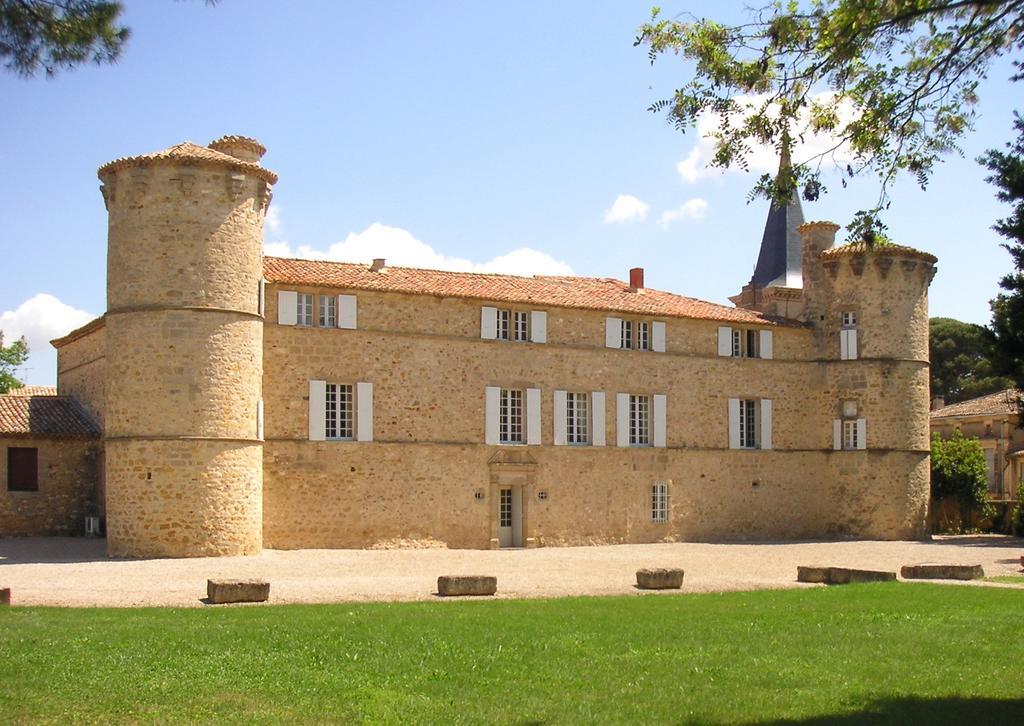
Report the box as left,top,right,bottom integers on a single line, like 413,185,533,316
0,1,129,77
983,113,1024,416
0,332,29,393
637,1,1024,241
930,430,993,521
929,317,1012,403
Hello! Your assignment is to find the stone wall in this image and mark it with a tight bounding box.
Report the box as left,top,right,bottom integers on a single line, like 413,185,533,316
0,437,100,536
56,321,106,429
261,282,929,547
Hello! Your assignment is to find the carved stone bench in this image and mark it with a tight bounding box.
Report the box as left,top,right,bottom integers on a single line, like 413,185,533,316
437,575,497,596
900,564,984,580
798,566,896,585
206,579,270,604
636,568,685,590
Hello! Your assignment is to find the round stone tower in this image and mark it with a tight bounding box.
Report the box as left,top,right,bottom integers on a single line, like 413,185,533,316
800,222,937,539
98,136,276,557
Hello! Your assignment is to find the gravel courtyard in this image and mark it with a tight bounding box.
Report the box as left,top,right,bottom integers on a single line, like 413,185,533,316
1,535,1021,607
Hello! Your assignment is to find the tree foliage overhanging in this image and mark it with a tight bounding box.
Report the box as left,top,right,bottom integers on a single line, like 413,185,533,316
930,430,994,526
637,1,1024,241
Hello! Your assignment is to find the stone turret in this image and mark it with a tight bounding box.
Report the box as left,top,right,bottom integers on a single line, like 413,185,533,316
799,222,937,539
98,136,276,557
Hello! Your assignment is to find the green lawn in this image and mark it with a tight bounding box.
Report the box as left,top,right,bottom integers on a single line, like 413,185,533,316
985,575,1024,585
1,584,1021,724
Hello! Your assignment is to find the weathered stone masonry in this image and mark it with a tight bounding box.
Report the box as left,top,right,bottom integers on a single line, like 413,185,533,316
40,135,936,557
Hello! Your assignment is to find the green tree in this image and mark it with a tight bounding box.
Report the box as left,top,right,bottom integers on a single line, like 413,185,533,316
637,1,1024,240
929,317,1012,403
0,332,29,393
0,1,129,77
931,431,994,530
983,113,1024,417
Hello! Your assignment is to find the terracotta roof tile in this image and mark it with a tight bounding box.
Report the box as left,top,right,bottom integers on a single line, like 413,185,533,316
820,241,937,264
8,386,58,396
0,395,100,438
98,141,278,185
931,389,1020,419
263,257,801,326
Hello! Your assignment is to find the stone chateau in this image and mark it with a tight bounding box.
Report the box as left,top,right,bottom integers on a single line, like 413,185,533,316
0,135,937,558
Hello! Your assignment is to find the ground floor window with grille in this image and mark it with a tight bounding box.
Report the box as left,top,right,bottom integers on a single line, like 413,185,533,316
739,399,757,448
325,383,354,440
651,481,669,523
566,392,589,444
500,388,524,444
630,394,650,446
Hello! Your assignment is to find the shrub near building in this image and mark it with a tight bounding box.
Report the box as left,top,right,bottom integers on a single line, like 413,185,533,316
930,431,994,532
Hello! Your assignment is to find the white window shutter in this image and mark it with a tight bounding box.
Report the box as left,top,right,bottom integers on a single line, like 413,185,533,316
553,390,567,446
833,419,842,450
531,311,547,343
278,290,297,326
484,386,500,444
848,329,859,360
760,399,773,450
338,295,357,329
728,398,741,449
591,392,606,447
653,394,667,448
840,329,854,360
308,380,326,441
616,393,629,447
857,418,867,450
606,318,622,348
760,330,774,359
256,399,264,440
718,327,733,357
652,322,666,353
481,307,498,339
258,279,266,318
356,382,373,442
526,388,542,445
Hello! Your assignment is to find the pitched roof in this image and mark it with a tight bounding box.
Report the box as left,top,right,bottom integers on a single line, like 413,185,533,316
0,395,100,438
98,140,278,185
930,389,1020,419
751,147,806,288
263,257,801,326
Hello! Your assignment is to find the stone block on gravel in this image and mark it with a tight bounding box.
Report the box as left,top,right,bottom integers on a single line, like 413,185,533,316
798,566,896,585
796,566,832,584
437,575,497,596
0,588,9,606
636,568,684,590
206,579,270,604
900,564,984,580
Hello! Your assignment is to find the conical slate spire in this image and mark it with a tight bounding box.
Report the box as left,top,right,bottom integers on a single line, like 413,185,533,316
749,142,805,288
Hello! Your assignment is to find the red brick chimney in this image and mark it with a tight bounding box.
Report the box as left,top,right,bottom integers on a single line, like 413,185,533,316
629,267,644,290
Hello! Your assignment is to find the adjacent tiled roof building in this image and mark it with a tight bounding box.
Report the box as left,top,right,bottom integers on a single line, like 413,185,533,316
0,394,100,438
930,389,1020,419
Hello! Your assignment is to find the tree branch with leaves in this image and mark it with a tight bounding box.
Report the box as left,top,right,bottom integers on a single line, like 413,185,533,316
637,1,1024,241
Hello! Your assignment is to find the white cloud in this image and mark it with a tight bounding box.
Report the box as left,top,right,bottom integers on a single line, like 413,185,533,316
1,294,96,385
603,194,650,224
264,222,574,276
660,198,709,228
265,204,282,233
676,92,859,184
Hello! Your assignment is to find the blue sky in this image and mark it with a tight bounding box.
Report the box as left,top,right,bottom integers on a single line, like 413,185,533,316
1,1,1020,385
